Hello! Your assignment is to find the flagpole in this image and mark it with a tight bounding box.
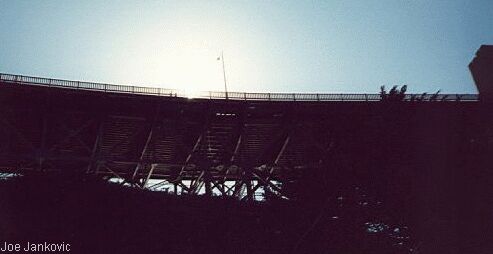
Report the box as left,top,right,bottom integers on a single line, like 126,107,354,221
221,51,229,100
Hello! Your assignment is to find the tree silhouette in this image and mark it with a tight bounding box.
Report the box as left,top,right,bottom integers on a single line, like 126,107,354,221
380,85,407,102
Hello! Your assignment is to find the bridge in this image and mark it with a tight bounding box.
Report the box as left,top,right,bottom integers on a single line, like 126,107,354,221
0,72,482,201
1,46,492,254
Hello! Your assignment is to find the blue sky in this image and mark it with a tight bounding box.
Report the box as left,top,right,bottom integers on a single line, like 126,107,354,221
0,1,491,93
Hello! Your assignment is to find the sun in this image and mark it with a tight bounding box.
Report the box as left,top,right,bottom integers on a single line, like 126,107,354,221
163,48,224,93
111,20,233,95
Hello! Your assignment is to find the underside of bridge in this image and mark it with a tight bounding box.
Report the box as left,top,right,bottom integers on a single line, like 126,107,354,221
0,73,484,200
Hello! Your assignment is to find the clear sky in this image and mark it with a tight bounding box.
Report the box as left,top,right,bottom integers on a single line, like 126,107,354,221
1,1,491,94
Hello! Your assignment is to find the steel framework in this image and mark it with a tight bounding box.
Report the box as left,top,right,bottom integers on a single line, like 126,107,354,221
0,73,480,200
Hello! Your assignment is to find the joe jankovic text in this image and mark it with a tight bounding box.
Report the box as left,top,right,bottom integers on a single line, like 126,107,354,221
1,242,71,252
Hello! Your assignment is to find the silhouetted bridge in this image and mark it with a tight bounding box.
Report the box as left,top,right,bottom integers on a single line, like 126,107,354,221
0,73,481,200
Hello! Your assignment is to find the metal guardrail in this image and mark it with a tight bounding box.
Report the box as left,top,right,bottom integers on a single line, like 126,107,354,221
0,73,479,102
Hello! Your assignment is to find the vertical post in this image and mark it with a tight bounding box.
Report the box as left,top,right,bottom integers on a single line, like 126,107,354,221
221,51,229,100
39,115,48,171
86,116,104,173
220,182,225,196
204,173,212,197
245,180,253,201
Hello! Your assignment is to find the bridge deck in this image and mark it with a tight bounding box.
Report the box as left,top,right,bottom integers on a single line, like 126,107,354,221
0,73,478,101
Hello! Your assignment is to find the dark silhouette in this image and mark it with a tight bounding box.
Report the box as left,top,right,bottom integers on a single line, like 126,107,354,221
380,85,407,101
0,45,491,254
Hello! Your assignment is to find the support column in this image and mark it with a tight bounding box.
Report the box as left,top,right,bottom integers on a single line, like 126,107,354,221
38,114,48,171
86,116,104,173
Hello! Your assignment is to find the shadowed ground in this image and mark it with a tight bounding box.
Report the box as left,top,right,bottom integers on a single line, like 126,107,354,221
0,173,415,254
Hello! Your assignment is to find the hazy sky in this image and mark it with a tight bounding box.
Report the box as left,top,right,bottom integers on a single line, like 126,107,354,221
1,1,491,93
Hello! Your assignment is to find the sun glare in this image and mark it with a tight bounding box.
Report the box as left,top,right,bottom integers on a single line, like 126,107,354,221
111,17,243,94
160,48,223,91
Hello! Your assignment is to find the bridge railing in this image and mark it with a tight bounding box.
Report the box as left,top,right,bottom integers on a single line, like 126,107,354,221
0,73,478,102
